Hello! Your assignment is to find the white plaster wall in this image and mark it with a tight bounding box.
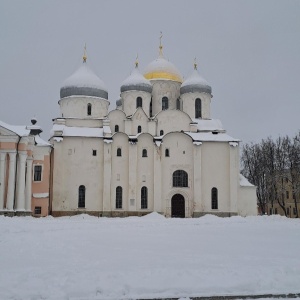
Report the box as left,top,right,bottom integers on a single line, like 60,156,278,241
181,92,211,119
121,90,151,117
201,142,231,212
155,110,191,135
130,108,149,135
238,186,257,216
136,134,154,211
108,110,126,134
51,137,104,212
111,133,129,211
161,133,194,217
59,96,109,119
151,80,181,116
64,119,104,128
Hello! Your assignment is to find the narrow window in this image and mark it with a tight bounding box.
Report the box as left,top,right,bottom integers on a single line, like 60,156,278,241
150,98,153,117
141,186,148,209
34,206,42,214
34,165,42,181
286,191,289,199
142,149,147,157
117,148,122,157
275,208,278,214
160,130,164,136
269,208,272,215
165,149,170,157
138,126,142,133
92,150,97,156
136,97,142,108
116,186,122,209
287,207,290,215
176,98,180,110
211,187,218,209
115,125,119,132
78,185,86,208
87,103,92,116
195,98,202,118
172,170,188,187
162,97,168,110
293,208,297,215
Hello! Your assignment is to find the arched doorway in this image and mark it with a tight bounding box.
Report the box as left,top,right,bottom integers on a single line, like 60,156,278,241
171,194,185,218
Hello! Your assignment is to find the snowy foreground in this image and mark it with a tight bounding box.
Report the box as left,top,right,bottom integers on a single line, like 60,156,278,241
1,214,300,300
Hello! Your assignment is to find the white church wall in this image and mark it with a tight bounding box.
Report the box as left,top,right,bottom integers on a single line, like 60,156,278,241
51,137,104,214
121,90,151,117
151,81,181,116
181,92,211,119
59,96,109,119
108,110,126,134
201,142,231,214
64,119,104,128
238,186,257,216
130,108,150,135
155,110,191,136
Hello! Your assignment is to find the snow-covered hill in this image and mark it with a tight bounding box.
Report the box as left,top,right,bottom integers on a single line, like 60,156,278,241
0,213,299,299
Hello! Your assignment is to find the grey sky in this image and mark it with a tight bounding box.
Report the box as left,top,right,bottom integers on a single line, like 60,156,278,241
0,0,299,144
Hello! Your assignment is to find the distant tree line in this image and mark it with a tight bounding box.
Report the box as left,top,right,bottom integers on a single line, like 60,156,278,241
241,131,300,217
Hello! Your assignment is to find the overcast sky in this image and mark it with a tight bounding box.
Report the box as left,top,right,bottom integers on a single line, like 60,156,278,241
0,0,299,144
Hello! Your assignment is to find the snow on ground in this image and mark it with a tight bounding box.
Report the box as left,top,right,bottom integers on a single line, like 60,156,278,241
0,214,299,300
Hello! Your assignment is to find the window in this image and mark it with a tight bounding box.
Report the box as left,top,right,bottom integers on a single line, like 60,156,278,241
286,191,289,199
92,150,97,156
160,130,164,136
269,208,272,215
138,126,142,133
141,186,148,209
162,97,168,110
195,98,202,118
136,97,142,108
78,185,86,208
287,207,290,215
176,98,180,110
142,149,147,157
150,99,153,117
115,125,119,132
172,170,188,187
165,149,170,157
211,187,218,209
116,186,122,209
275,208,278,214
117,148,122,157
34,165,42,181
87,103,92,116
293,208,297,215
34,206,41,214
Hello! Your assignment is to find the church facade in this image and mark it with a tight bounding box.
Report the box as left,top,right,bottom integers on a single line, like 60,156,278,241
49,45,257,218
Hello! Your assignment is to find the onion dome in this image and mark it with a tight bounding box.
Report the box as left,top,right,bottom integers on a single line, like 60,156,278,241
143,38,183,83
181,60,212,95
121,59,152,93
60,53,108,100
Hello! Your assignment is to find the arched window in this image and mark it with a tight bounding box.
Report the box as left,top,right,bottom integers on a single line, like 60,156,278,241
160,130,164,136
141,186,148,209
138,126,142,133
87,103,92,116
115,125,119,133
173,170,188,187
165,149,170,157
150,98,153,117
211,187,218,209
162,97,168,110
177,98,180,110
195,98,202,118
78,185,86,208
117,148,122,157
136,97,142,108
116,186,122,209
142,149,147,157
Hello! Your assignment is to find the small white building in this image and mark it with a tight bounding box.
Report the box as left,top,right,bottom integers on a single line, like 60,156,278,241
50,46,257,218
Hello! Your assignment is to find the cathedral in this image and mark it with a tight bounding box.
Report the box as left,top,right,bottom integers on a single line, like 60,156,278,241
0,43,257,218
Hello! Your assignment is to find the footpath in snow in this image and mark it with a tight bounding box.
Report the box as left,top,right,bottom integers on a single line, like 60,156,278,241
0,213,299,300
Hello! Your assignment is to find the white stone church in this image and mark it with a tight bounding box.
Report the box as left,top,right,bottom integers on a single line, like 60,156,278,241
49,44,257,218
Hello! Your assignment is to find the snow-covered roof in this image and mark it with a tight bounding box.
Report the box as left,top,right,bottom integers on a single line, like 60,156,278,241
0,120,49,146
239,174,254,187
121,66,152,93
51,124,104,138
181,69,212,95
144,55,183,83
60,62,108,100
185,131,239,142
192,118,224,132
